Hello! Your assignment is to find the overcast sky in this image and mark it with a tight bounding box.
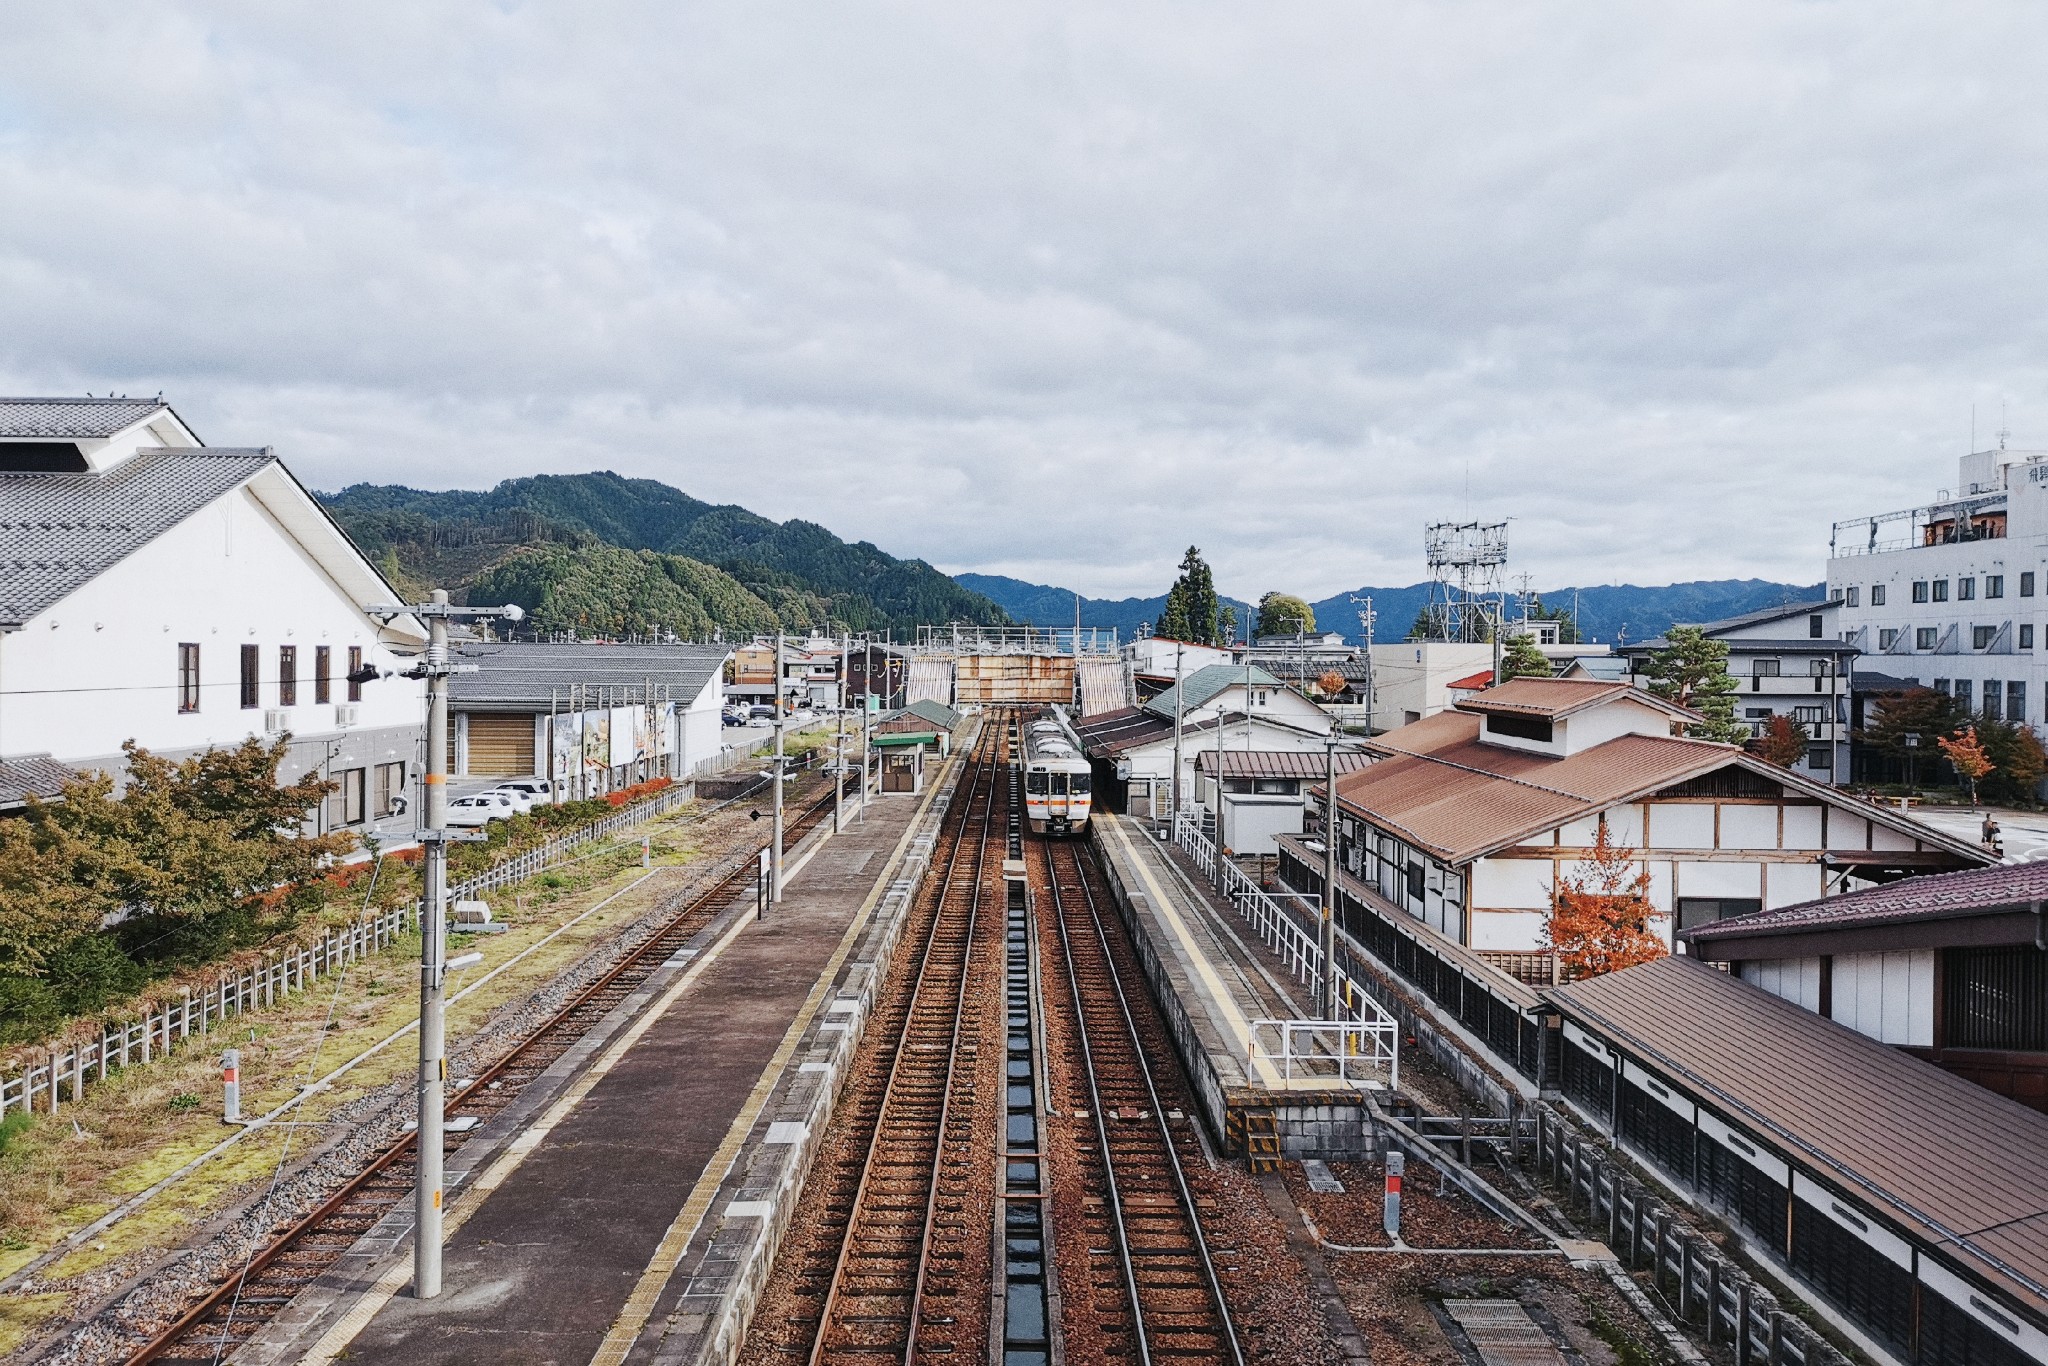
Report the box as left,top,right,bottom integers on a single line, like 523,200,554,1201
4,4,2045,600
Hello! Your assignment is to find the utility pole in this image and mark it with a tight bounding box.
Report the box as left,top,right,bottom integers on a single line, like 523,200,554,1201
1354,595,1378,734
1321,732,1339,1018
835,630,847,833
1169,641,1185,824
772,628,785,903
363,589,522,1303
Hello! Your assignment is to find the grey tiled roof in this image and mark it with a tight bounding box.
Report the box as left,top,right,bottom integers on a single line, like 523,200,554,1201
451,642,732,710
0,397,172,439
1144,664,1285,718
0,753,81,807
0,448,276,627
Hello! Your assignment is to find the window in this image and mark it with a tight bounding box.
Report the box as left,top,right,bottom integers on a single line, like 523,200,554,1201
1917,627,1938,650
1984,680,2003,720
374,761,406,817
1934,678,1951,695
1913,581,1930,603
1754,658,1781,677
1404,862,1425,904
1069,772,1090,794
1810,658,1830,676
328,767,367,827
1974,625,1998,650
1879,628,1899,650
1871,584,1886,606
278,645,297,707
2024,572,2037,597
1677,897,1761,930
1484,713,1553,742
1808,614,1824,638
1845,587,1861,608
2010,681,2027,722
315,646,331,704
2023,625,2036,650
1806,745,1833,769
1987,574,2005,599
1795,705,1825,725
1945,946,2047,1051
1026,770,1049,794
240,644,260,709
1954,679,1974,709
1933,579,1951,602
177,643,200,713
1253,778,1298,795
1959,576,1976,601
1745,707,1772,720
347,646,363,702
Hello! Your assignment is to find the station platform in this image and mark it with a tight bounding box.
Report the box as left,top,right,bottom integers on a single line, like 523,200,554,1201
1088,814,1384,1162
250,756,964,1366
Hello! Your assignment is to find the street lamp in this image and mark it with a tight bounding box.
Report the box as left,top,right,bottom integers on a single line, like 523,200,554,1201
365,590,523,1302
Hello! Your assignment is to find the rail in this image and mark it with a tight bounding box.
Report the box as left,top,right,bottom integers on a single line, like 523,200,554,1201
0,769,776,1120
1173,811,1399,1086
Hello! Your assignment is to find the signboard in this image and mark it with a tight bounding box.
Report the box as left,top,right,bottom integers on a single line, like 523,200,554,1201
550,712,581,782
609,706,644,767
582,710,611,777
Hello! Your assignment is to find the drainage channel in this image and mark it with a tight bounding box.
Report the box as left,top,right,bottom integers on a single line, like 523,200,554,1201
998,724,1056,1366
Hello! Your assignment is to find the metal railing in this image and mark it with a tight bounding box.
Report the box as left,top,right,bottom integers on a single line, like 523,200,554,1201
1248,1018,1395,1084
1171,811,1397,1088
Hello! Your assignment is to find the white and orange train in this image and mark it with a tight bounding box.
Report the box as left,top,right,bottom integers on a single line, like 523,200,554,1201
1022,712,1093,835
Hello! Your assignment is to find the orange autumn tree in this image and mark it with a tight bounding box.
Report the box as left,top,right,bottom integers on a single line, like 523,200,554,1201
1544,818,1667,978
1938,726,1995,806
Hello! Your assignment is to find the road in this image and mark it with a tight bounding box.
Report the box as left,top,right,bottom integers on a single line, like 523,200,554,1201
1911,803,2048,862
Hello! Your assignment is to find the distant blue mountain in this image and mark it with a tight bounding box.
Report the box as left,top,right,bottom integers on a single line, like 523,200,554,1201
955,573,1825,646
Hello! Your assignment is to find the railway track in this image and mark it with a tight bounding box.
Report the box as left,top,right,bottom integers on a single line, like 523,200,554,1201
128,779,845,1366
760,723,1004,1366
1039,834,1245,1366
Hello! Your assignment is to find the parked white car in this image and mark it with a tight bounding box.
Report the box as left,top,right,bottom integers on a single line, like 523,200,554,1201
446,792,517,828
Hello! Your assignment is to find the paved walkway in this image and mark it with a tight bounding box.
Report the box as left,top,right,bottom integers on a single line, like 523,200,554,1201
260,786,944,1366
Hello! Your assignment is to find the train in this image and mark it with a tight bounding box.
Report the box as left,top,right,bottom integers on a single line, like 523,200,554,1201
1022,711,1092,835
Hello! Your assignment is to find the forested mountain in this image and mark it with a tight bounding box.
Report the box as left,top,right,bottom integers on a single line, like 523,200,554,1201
322,472,1006,638
961,573,1824,646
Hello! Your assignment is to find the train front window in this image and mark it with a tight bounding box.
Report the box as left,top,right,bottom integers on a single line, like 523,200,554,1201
1027,770,1049,794
1070,773,1091,794
1050,772,1068,795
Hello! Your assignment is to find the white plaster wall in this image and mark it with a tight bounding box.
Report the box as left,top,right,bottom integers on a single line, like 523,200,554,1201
1650,803,1715,850
1765,861,1826,908
1674,861,1760,899
1470,908,1547,951
1824,810,1871,850
1833,950,1935,1046
1475,857,1555,909
1560,698,1677,751
1742,956,1822,1011
1870,822,1917,851
1782,804,1824,848
2,485,421,768
1719,804,1780,849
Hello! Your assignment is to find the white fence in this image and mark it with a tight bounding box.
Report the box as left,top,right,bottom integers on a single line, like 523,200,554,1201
1248,1018,1397,1084
1173,810,1398,1087
0,777,725,1119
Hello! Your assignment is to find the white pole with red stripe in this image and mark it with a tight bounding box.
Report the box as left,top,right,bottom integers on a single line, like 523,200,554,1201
221,1049,240,1125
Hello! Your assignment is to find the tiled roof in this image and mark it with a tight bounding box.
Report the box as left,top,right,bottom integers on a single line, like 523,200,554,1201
1452,676,1685,721
0,397,172,439
1446,669,1497,691
1693,597,1837,633
0,753,81,807
1074,705,1270,757
876,698,963,733
1194,749,1374,780
1685,860,2048,944
451,642,730,709
1343,709,1983,867
1551,955,2048,1317
1144,664,1285,719
0,448,275,627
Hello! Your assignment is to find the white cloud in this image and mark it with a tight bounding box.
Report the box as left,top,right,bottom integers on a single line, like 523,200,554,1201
3,2,2046,598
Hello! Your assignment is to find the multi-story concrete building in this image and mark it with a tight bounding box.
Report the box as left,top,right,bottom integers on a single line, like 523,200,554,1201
1619,599,1856,785
1830,445,2048,735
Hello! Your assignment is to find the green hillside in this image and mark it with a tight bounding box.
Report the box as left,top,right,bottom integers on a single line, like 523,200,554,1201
322,472,1007,637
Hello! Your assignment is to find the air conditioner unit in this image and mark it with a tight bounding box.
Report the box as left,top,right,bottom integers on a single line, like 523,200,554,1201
264,709,288,734
336,703,360,728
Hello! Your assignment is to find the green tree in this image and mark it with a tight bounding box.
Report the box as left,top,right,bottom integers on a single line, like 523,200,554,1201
1977,717,2048,805
1154,546,1230,646
1858,687,1965,788
1254,592,1316,639
1640,626,1748,744
1498,633,1552,682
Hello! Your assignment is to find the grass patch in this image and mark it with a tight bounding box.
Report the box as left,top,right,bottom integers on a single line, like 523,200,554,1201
0,1111,34,1158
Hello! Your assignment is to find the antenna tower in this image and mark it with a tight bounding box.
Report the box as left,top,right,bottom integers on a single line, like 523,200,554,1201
1423,520,1509,643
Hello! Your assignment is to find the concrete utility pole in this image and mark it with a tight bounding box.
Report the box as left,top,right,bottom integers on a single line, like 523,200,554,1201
363,589,523,1303
1170,641,1185,823
772,628,785,904
1321,732,1340,1019
835,631,847,834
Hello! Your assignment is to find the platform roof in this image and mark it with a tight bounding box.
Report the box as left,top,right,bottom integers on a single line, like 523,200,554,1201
1550,955,2048,1318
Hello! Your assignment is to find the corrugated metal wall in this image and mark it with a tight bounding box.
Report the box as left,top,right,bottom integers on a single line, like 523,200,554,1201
952,653,1075,704
906,656,955,706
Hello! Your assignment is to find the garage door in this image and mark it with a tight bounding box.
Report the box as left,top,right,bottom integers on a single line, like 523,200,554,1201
467,714,536,777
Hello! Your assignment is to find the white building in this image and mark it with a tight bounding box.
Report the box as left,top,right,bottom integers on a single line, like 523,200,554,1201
1830,444,2048,733
1619,599,1856,784
1279,677,1987,978
0,396,426,832
1367,640,1495,729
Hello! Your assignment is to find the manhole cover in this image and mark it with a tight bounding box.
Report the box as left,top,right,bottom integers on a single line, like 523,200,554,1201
1442,1299,1564,1366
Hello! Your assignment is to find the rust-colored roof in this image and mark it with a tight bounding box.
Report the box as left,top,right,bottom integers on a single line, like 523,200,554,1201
1453,675,1696,723
1551,956,2048,1317
1195,749,1374,780
1686,860,2048,944
1446,669,1496,691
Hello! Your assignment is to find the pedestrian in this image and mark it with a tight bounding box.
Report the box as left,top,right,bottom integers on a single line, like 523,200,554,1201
1982,812,2002,851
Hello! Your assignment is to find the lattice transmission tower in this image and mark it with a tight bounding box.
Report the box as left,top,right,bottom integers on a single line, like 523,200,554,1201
1422,520,1509,643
